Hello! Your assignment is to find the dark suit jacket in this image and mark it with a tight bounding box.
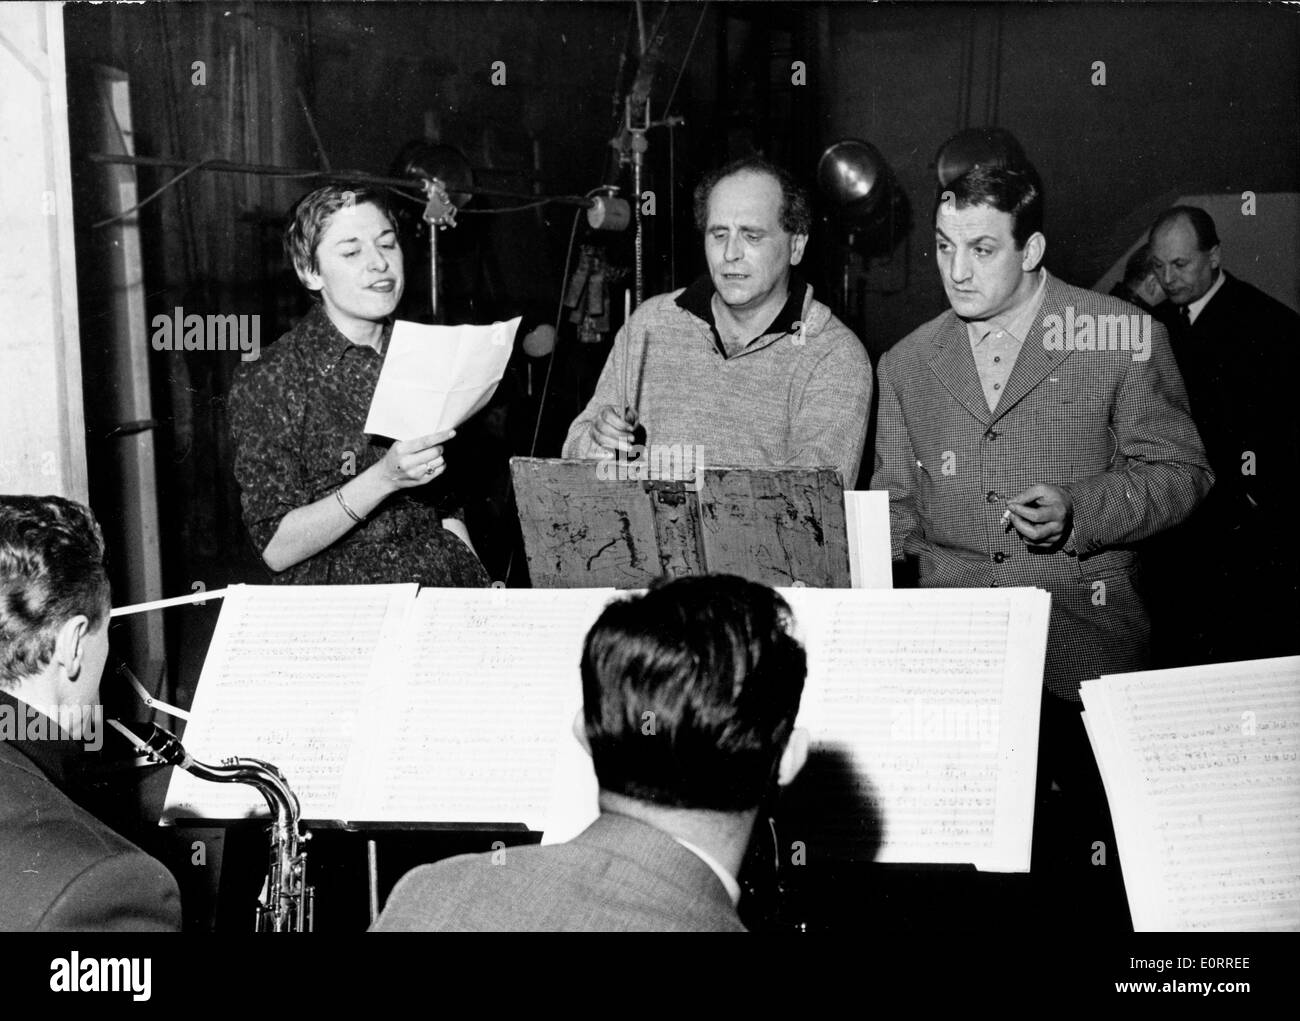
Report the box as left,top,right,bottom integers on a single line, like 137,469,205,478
1171,271,1300,534
1143,271,1300,662
0,694,181,931
371,812,745,932
870,273,1213,697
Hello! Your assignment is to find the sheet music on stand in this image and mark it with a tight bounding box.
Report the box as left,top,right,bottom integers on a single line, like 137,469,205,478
159,584,616,830
1081,656,1300,931
159,584,413,824
150,577,1051,875
545,586,1051,872
350,587,618,825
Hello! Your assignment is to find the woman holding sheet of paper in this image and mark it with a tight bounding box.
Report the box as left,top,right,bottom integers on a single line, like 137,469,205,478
228,183,490,586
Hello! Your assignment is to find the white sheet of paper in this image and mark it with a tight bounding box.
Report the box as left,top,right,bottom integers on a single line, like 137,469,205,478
363,317,520,440
540,697,600,844
1081,656,1300,932
161,584,416,823
539,587,1049,869
779,586,1048,870
845,490,892,588
356,586,617,828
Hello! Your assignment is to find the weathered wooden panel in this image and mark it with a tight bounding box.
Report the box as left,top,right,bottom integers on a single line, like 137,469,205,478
510,457,664,588
511,457,849,589
699,467,850,587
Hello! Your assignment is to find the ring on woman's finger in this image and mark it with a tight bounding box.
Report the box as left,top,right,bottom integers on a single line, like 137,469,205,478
424,461,437,476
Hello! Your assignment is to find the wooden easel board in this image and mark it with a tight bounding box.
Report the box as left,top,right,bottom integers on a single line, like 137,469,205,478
509,457,851,588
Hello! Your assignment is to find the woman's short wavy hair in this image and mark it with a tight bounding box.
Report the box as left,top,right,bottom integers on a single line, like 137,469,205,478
283,183,397,290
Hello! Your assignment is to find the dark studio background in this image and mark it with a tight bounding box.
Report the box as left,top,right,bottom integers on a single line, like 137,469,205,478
58,1,1300,931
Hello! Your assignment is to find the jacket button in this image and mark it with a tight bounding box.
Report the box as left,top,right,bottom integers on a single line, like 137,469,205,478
984,429,999,441
1065,548,1077,558
992,551,1006,563
990,580,1000,587
985,490,999,503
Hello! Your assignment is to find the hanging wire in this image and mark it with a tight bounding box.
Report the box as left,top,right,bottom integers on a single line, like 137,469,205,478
388,187,427,207
459,198,554,215
501,201,589,584
91,155,593,230
527,204,587,458
664,1,709,116
91,160,210,229
388,188,557,216
92,159,323,229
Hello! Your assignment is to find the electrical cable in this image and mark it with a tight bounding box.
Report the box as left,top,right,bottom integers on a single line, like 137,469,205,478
91,159,320,229
527,203,586,458
664,1,709,116
389,187,426,207
501,200,587,584
90,155,594,229
91,160,209,229
390,187,583,217
459,198,555,215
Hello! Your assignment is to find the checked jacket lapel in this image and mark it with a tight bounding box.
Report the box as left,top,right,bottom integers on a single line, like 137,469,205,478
990,275,1074,424
926,274,1077,426
926,315,995,426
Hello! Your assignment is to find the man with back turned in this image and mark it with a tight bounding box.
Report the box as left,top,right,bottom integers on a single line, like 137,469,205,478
0,495,181,931
373,574,809,932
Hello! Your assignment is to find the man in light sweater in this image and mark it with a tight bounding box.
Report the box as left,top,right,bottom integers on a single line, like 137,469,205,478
563,156,873,488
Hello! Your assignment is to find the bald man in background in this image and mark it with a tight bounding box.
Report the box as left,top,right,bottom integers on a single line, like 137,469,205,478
1145,206,1300,666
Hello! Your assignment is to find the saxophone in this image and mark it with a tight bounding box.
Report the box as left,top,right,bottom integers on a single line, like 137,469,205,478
114,721,315,932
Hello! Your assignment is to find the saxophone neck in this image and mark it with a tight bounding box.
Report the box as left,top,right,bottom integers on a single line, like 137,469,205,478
115,721,302,829
109,718,313,932
196,758,301,831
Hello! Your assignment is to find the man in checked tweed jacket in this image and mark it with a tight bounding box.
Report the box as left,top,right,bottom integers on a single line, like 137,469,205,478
871,162,1213,703
874,163,1212,924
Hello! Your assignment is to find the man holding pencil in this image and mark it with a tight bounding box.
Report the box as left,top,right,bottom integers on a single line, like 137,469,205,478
563,156,872,489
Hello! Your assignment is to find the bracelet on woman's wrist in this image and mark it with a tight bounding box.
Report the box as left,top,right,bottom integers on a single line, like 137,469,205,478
334,486,366,523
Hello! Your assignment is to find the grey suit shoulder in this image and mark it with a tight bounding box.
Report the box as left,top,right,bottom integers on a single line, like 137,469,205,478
373,813,746,932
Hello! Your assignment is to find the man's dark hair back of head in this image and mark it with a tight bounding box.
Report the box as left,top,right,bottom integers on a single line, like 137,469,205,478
936,163,1045,248
692,156,813,236
581,575,807,812
1149,205,1220,251
0,495,110,689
